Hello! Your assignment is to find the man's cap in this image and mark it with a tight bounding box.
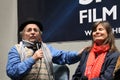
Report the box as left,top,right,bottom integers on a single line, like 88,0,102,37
19,20,43,32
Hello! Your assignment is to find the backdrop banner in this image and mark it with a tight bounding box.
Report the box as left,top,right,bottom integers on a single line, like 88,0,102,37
18,0,120,42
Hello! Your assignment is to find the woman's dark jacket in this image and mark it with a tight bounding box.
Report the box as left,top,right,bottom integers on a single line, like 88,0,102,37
72,50,120,80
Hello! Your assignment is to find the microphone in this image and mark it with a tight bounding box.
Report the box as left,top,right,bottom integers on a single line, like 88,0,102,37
34,40,41,50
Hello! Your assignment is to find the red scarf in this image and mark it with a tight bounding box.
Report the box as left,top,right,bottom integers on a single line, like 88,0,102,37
84,43,110,80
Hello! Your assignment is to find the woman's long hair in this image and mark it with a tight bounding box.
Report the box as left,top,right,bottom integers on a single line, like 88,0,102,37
86,21,118,53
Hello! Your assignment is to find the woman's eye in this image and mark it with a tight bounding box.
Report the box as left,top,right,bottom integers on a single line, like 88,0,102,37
99,28,104,31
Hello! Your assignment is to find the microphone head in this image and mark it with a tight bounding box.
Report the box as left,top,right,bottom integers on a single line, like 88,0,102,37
34,40,41,49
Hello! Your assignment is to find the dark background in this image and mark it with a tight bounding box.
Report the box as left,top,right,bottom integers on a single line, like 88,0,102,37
18,0,120,42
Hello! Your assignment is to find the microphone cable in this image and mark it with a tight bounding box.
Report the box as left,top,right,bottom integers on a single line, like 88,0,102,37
34,41,42,80
35,59,42,80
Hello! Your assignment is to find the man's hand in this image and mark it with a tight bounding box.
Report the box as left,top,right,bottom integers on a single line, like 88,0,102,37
32,49,43,61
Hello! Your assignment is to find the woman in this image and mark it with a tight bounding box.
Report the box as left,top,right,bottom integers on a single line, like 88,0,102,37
72,21,120,80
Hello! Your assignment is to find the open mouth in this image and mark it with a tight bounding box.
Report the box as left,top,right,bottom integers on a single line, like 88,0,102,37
30,36,36,39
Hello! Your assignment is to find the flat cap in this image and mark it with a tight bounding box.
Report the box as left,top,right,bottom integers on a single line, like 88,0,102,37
19,20,43,32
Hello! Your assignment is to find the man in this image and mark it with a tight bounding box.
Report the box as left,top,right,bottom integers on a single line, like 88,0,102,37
6,19,81,80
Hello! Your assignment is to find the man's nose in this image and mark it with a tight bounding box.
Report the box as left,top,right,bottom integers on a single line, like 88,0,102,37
31,29,36,33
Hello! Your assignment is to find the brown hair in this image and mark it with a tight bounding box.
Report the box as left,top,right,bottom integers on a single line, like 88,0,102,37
86,21,118,53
